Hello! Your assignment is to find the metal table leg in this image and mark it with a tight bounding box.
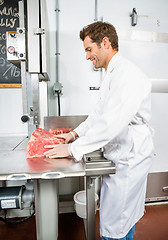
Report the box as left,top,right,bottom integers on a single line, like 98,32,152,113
34,179,59,240
86,176,96,240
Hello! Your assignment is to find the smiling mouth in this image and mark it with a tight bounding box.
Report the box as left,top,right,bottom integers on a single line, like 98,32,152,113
92,59,96,65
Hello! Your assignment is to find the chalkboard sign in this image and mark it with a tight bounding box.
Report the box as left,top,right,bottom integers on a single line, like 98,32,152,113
0,0,21,88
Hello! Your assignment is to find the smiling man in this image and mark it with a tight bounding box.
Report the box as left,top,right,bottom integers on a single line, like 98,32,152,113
84,35,114,70
82,25,118,70
44,22,154,240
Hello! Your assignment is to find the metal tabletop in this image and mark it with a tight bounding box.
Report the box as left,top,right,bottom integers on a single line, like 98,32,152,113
0,129,115,181
0,116,115,240
0,136,85,181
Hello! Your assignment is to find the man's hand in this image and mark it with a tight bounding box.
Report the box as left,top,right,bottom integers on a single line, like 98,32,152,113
55,131,78,143
44,144,70,158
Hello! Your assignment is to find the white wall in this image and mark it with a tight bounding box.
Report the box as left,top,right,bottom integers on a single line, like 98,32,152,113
1,0,168,174
46,0,168,115
46,0,100,117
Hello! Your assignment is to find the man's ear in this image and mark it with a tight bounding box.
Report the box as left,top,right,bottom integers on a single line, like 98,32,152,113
102,37,111,49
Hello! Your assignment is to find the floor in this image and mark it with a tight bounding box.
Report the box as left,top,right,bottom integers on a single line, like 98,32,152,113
0,203,167,240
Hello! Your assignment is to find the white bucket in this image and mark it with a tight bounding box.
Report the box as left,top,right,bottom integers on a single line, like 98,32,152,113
73,190,99,219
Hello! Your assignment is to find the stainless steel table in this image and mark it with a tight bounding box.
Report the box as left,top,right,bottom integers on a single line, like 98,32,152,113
0,136,85,240
0,116,115,240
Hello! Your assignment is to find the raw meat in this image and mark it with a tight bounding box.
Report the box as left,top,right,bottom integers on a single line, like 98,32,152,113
26,128,68,159
49,128,72,135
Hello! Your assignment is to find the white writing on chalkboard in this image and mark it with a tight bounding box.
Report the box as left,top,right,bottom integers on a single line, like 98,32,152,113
0,7,19,17
0,33,6,54
0,1,20,84
0,18,17,28
0,57,20,78
0,32,5,40
0,1,4,7
0,43,5,54
0,6,19,29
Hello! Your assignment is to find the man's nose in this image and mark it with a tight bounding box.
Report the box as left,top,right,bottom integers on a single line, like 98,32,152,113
86,52,90,60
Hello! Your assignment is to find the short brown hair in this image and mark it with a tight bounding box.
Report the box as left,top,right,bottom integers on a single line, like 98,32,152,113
80,21,118,51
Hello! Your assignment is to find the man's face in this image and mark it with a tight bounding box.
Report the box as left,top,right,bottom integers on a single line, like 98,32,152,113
83,36,107,70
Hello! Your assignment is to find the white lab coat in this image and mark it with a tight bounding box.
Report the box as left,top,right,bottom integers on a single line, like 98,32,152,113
71,53,154,238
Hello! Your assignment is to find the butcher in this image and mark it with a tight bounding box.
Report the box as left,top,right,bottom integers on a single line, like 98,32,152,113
44,21,154,240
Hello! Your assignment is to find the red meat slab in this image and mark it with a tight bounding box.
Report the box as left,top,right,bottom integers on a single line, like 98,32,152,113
26,128,66,159
49,128,72,135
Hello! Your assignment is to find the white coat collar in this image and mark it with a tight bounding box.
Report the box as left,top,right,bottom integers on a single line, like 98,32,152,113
106,52,120,73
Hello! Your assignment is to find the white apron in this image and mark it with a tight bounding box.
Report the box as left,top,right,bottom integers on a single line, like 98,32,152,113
100,124,154,238
71,53,154,238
